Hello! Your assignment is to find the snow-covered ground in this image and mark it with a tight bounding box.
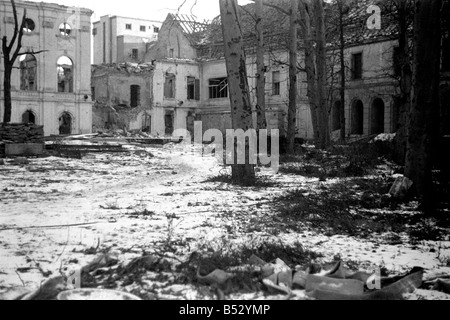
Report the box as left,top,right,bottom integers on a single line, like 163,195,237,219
0,141,449,300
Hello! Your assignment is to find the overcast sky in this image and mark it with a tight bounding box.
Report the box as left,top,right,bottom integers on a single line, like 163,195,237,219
25,0,253,23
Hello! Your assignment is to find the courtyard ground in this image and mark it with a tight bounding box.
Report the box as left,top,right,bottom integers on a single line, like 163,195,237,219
0,137,449,300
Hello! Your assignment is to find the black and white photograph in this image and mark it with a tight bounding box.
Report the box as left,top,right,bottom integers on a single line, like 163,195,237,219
0,0,449,302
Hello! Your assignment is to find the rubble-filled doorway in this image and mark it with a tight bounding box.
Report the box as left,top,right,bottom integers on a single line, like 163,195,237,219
59,112,72,135
22,110,36,124
165,112,174,136
371,98,385,135
351,100,364,135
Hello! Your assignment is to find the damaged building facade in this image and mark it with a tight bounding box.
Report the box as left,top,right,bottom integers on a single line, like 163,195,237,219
91,0,450,140
91,63,153,132
0,0,93,136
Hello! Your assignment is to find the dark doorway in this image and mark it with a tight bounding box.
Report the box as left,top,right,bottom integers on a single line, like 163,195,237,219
59,112,72,135
351,100,364,135
22,110,36,124
130,85,141,108
332,101,342,131
371,98,385,135
165,112,174,135
186,112,195,137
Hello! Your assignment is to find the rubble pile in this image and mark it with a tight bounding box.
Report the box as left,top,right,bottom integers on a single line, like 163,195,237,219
0,124,45,144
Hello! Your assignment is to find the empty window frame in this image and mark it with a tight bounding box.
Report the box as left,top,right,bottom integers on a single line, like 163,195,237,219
92,28,97,36
351,52,363,80
187,76,200,100
272,71,281,95
153,27,160,33
140,25,146,32
57,56,73,93
209,77,228,99
130,85,141,107
164,73,176,99
20,54,37,91
131,48,139,60
59,22,71,36
23,18,35,32
125,24,132,30
169,48,174,58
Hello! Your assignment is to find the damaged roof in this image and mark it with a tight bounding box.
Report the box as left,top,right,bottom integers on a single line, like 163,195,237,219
192,0,403,60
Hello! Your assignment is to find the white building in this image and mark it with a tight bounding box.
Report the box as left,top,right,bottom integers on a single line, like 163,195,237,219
92,15,162,64
0,0,93,136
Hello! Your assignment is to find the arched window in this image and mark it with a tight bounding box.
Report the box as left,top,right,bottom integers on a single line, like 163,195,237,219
351,100,364,135
20,54,37,91
371,98,385,135
59,112,72,135
22,110,36,124
23,18,35,32
57,56,73,93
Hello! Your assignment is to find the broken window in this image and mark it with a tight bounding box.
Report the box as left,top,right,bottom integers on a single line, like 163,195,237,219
126,24,132,30
187,76,200,100
59,23,71,36
154,27,159,33
164,73,176,99
57,56,73,93
351,52,363,80
370,98,385,135
131,49,138,60
23,18,35,32
20,54,37,91
140,25,146,32
22,110,36,124
209,77,228,99
130,85,141,108
351,99,364,135
272,71,280,96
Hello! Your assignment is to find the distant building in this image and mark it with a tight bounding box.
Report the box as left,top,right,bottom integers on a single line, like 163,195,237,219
92,15,162,64
91,0,450,140
0,0,93,136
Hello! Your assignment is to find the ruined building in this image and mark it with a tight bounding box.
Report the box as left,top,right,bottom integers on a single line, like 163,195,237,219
92,15,162,65
0,0,93,136
91,0,449,139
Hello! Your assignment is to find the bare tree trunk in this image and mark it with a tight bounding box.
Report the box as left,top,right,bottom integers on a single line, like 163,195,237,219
2,0,26,124
300,1,319,144
393,0,413,165
255,0,267,130
219,0,256,185
287,0,298,154
2,66,13,123
313,0,330,149
405,0,441,213
338,0,346,142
